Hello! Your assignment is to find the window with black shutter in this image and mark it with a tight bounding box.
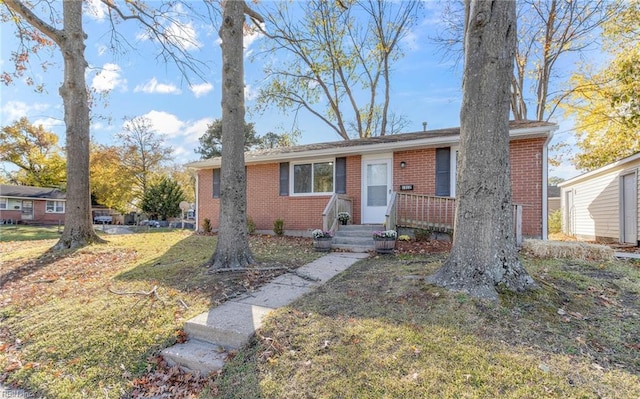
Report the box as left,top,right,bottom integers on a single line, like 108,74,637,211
435,148,450,196
335,157,346,194
213,169,221,198
279,162,289,196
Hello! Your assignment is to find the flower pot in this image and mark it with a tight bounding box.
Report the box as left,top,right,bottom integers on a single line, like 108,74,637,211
373,237,396,254
313,237,333,252
340,220,348,225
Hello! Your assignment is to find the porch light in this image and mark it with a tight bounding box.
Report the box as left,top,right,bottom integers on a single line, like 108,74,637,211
400,161,406,169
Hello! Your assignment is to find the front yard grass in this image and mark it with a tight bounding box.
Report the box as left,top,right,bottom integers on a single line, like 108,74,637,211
0,225,63,242
0,231,321,398
212,254,640,399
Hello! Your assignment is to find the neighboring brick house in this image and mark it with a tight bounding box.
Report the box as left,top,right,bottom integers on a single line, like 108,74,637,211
0,184,66,225
187,120,557,239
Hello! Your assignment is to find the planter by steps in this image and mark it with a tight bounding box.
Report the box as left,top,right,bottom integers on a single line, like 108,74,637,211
313,237,333,252
373,237,396,254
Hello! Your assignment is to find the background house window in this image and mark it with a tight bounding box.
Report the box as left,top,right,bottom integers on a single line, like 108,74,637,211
212,169,221,198
292,161,334,194
0,198,6,209
46,200,65,213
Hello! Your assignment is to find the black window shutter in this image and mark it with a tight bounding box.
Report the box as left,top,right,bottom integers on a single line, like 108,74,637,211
335,157,346,194
213,169,221,198
435,148,450,196
279,162,289,196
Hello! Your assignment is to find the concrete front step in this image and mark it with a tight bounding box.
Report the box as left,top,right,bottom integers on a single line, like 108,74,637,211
338,224,384,232
184,301,275,349
333,236,374,246
161,339,228,374
332,224,383,251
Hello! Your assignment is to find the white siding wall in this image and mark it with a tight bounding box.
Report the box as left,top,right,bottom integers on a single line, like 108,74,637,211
561,157,640,242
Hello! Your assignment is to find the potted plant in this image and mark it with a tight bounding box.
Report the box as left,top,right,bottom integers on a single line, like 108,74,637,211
372,230,397,254
337,212,350,225
312,229,333,252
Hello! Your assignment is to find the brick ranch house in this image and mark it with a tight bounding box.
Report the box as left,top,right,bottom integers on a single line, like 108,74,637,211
0,184,66,225
187,120,557,240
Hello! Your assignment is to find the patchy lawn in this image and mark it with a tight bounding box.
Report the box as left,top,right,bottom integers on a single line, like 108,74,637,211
0,225,63,242
0,232,321,398
211,252,640,399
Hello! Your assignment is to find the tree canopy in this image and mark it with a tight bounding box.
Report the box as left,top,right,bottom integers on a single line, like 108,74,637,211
140,176,185,221
254,0,420,139
0,117,66,187
563,0,640,170
196,119,262,159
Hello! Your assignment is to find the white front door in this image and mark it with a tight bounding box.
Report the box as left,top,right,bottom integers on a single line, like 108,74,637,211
362,155,392,224
621,173,638,244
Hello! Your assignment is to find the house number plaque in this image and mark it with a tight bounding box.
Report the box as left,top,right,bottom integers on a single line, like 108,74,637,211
400,185,414,191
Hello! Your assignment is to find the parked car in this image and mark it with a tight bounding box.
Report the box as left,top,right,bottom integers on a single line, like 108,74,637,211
94,215,113,224
139,220,160,227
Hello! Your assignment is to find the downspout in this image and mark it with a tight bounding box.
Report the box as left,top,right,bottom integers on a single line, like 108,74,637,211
195,172,199,232
541,127,556,240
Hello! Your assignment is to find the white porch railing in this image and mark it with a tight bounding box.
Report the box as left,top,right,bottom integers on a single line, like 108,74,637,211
384,191,398,231
322,194,353,233
396,193,456,232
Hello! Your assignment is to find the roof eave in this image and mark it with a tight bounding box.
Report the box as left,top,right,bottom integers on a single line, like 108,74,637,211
186,124,554,170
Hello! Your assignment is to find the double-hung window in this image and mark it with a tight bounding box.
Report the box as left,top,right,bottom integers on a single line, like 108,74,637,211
46,200,65,213
0,198,6,209
292,160,334,195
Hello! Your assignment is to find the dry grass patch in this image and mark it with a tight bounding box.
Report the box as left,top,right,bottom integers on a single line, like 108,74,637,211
522,239,615,261
212,253,640,399
0,232,321,398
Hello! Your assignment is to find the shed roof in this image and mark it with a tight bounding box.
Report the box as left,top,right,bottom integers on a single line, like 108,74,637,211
0,184,66,200
559,151,640,188
186,120,557,169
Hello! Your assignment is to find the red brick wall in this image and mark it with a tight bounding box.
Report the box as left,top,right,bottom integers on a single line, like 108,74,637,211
0,200,66,224
196,138,545,237
509,137,545,237
394,148,437,195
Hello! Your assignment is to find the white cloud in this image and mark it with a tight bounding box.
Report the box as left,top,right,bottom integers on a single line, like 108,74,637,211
189,82,213,98
183,118,213,143
243,27,264,58
134,78,181,95
165,21,201,51
84,0,108,22
91,63,127,92
142,110,185,138
401,28,419,51
244,84,259,101
1,101,51,123
32,117,63,132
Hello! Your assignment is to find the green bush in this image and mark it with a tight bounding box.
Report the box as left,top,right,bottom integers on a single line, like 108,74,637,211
273,218,285,236
548,209,562,234
414,228,432,242
202,218,212,233
247,217,256,235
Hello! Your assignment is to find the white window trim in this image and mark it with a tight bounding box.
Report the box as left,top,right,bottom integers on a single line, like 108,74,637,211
290,158,336,196
450,146,459,197
45,200,65,213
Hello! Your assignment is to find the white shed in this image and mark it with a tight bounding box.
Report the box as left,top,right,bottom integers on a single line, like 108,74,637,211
559,152,639,245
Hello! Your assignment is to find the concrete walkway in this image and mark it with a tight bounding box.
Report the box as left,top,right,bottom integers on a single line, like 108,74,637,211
162,252,369,374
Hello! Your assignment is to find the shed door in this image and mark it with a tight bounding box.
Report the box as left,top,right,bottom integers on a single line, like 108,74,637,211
621,173,638,244
564,190,574,236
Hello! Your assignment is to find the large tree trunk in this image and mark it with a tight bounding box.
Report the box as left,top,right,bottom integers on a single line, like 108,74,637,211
427,0,537,301
209,0,255,269
53,0,103,250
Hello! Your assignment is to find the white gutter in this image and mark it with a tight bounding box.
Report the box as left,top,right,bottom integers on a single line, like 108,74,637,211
541,125,558,240
194,172,199,231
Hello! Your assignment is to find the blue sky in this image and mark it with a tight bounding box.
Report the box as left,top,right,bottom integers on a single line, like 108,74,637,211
0,0,581,179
